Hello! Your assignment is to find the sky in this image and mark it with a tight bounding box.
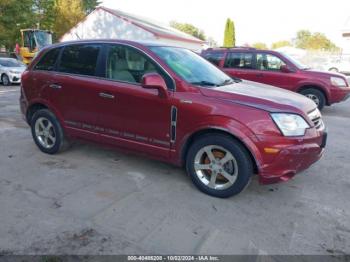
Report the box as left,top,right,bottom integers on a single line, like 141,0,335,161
102,0,350,52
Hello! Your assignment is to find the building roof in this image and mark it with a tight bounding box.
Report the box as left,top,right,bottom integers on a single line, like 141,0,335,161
97,6,205,44
49,39,179,49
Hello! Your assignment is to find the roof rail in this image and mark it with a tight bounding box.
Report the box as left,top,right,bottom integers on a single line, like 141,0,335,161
219,46,256,50
205,46,256,51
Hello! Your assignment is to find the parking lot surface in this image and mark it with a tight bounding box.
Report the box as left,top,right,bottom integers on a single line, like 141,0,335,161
1,84,350,255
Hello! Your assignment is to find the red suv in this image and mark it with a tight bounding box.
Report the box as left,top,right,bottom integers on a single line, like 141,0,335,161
201,47,350,110
20,40,326,198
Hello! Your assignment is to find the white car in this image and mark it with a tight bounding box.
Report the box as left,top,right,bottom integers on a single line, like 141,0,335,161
0,58,26,86
323,60,350,75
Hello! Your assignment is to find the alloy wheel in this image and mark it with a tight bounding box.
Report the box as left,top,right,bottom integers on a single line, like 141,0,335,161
194,145,238,190
34,117,56,149
305,94,320,106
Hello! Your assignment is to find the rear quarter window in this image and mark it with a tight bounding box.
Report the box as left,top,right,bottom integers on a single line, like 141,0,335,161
34,48,61,71
202,52,224,66
58,44,101,76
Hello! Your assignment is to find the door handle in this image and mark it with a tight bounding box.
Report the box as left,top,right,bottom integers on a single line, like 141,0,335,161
99,92,115,99
49,83,62,89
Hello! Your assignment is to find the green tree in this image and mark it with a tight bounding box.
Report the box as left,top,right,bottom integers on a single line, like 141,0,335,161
32,0,56,31
295,30,339,51
0,0,37,50
0,0,93,49
252,42,268,50
295,30,311,49
53,0,85,40
223,18,235,47
271,40,291,49
170,21,206,41
82,0,100,14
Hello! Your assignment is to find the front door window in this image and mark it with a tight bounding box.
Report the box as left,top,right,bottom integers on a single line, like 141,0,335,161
256,53,286,71
106,45,160,84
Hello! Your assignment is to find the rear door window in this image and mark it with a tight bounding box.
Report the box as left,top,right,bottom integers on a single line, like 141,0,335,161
58,44,101,76
224,52,254,69
202,52,224,66
34,48,61,71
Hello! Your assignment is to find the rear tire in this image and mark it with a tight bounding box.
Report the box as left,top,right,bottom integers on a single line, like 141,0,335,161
30,109,70,154
1,74,10,86
300,88,326,111
186,134,253,198
329,67,339,73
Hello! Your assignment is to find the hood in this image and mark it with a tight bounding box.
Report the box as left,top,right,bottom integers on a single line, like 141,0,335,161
199,80,316,113
4,66,26,73
303,68,346,78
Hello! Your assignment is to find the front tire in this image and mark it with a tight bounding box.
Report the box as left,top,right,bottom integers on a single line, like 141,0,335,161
300,88,326,110
30,109,69,154
186,134,253,198
329,67,339,73
1,74,10,86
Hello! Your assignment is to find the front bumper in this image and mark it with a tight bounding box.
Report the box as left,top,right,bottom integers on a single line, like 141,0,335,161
19,86,28,123
8,73,22,83
256,129,326,184
329,87,350,104
341,92,350,102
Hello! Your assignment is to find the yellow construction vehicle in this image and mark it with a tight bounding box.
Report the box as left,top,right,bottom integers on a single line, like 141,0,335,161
19,29,53,64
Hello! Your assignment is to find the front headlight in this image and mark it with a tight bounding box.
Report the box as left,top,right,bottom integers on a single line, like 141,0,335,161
271,113,310,136
330,77,347,87
9,70,19,74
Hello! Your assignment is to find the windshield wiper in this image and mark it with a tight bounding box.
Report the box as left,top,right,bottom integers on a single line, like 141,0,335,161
218,79,234,86
231,77,242,82
218,77,242,86
190,81,218,87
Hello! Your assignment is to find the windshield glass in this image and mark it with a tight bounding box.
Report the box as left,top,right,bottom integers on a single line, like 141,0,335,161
0,59,25,67
34,31,52,49
150,46,235,87
279,52,310,69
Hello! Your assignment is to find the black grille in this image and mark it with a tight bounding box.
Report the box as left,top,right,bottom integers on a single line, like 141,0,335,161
308,109,324,131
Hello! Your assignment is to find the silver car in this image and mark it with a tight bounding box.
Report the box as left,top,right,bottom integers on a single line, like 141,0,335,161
0,58,26,86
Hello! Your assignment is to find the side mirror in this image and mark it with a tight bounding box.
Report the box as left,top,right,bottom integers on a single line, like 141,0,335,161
141,73,168,98
280,65,292,73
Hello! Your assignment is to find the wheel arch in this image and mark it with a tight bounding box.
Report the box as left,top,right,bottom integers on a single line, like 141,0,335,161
1,73,9,82
26,103,49,124
297,84,329,105
180,128,260,174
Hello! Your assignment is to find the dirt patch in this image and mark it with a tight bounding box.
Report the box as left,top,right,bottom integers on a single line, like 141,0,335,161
95,191,114,198
19,228,119,255
40,160,77,170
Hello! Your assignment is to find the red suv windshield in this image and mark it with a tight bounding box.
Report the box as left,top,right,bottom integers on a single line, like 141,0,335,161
150,46,234,87
279,52,310,70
